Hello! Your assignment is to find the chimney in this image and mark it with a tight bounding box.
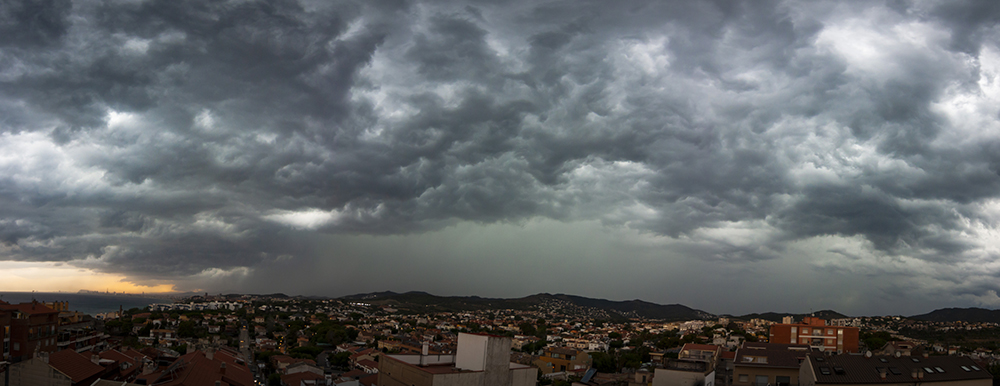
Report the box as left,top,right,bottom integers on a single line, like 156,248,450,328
205,348,214,360
923,352,929,358
92,354,100,365
220,362,226,375
419,342,430,366
880,370,887,380
912,369,918,379
919,370,924,379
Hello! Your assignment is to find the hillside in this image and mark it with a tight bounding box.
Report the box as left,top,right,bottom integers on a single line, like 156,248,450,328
909,307,1000,323
338,292,713,321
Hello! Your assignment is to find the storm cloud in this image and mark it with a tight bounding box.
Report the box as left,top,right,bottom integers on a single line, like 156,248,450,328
3,0,1000,315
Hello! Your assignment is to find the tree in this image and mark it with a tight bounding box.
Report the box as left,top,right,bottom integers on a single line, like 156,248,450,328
590,351,616,373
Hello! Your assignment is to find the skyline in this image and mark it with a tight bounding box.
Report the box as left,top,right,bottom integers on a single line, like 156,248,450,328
3,0,1000,317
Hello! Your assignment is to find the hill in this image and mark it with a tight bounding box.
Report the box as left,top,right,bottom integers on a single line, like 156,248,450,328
909,307,1000,323
338,292,713,321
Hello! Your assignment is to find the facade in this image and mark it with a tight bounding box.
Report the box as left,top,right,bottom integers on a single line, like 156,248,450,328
799,354,991,386
653,344,722,386
768,317,859,353
733,343,811,386
536,347,591,374
0,301,60,361
1,307,10,360
377,332,537,386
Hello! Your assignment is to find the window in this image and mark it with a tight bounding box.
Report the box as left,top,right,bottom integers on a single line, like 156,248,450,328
827,329,834,335
820,367,831,375
739,374,749,383
923,367,934,374
12,342,18,351
972,366,982,371
776,376,791,386
935,367,945,373
802,328,810,334
756,375,769,386
888,367,901,375
961,366,971,372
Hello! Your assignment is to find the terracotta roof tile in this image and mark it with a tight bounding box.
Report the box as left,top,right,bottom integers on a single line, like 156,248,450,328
49,349,105,383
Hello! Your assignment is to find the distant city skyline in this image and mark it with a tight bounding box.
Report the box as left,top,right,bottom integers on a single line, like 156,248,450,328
3,0,1000,317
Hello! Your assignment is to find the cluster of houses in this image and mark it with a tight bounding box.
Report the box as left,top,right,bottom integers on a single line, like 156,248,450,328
5,294,1000,386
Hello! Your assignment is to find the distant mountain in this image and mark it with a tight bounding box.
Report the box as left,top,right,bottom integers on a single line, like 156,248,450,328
909,307,1000,323
338,292,713,321
735,309,848,322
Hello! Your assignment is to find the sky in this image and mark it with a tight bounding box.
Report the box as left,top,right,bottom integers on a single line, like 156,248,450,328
2,0,1000,317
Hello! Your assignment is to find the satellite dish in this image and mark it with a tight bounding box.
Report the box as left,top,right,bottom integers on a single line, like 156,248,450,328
895,351,901,358
865,351,872,358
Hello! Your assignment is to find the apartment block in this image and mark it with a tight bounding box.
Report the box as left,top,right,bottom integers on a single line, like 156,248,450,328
769,317,859,353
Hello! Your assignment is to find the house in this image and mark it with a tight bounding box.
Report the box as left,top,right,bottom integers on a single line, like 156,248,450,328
98,347,150,382
769,317,859,353
733,343,811,386
879,341,917,357
799,353,991,386
135,348,253,386
377,332,537,386
535,347,591,374
652,344,722,386
5,350,105,386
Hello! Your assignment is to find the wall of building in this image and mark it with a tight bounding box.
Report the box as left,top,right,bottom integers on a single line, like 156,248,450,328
481,335,512,386
378,356,435,386
430,372,483,386
8,357,72,386
510,367,537,386
456,333,489,371
653,368,715,386
733,366,798,386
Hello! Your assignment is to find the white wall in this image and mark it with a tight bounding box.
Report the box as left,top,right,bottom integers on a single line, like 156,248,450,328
456,333,489,371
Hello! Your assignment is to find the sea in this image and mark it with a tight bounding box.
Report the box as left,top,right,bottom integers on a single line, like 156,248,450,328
0,292,172,316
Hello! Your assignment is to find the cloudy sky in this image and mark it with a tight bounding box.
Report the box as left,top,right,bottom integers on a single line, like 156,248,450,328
2,0,1000,316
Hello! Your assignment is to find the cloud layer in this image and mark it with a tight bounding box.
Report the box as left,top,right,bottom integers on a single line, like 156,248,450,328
2,0,1000,314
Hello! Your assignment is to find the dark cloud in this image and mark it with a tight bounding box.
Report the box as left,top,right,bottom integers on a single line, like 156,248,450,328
2,0,1000,313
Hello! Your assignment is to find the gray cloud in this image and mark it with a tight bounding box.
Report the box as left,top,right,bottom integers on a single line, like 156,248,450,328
2,0,1000,314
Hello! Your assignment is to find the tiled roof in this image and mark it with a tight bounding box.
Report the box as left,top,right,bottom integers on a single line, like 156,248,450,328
49,349,105,383
152,350,254,386
282,371,324,385
0,302,59,315
806,354,992,384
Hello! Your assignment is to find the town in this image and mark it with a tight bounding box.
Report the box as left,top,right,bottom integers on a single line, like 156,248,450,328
1,293,999,386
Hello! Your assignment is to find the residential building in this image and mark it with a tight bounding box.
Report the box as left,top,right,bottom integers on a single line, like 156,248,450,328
0,301,60,360
378,332,537,386
879,341,917,357
135,348,253,386
653,344,721,386
733,343,811,386
1,307,10,360
768,317,859,353
799,353,991,386
535,347,591,374
5,350,105,386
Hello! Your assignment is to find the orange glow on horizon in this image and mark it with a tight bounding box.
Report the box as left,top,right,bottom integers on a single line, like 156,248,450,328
0,261,178,294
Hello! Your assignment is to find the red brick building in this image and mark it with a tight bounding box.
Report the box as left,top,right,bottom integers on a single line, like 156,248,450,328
1,307,10,360
768,317,858,353
0,301,60,360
